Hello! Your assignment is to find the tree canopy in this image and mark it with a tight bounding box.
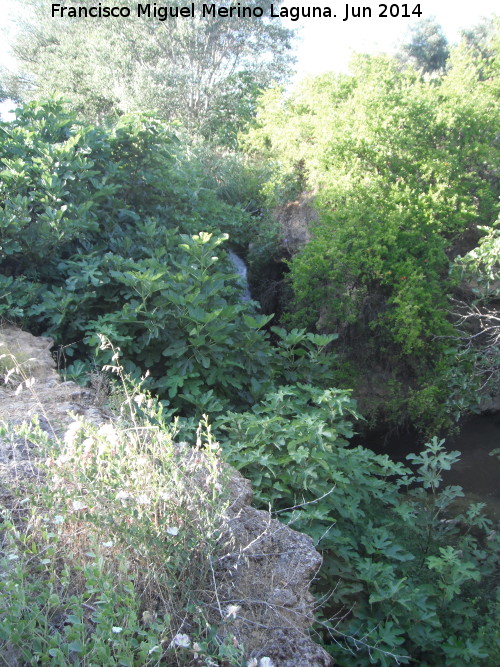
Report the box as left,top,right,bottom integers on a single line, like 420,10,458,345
461,15,499,62
8,0,294,143
243,34,500,431
397,17,450,73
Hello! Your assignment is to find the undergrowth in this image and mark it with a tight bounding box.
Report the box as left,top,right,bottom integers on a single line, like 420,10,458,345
0,344,265,666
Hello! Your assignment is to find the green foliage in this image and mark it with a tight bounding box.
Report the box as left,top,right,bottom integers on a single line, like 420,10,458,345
219,396,500,665
460,16,500,69
81,232,275,415
9,0,294,145
397,18,450,73
218,384,361,514
193,140,272,215
447,220,500,415
0,100,344,417
454,221,500,298
269,326,339,387
244,45,500,431
0,100,283,416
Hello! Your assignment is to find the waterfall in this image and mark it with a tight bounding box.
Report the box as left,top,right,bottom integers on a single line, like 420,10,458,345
228,250,251,302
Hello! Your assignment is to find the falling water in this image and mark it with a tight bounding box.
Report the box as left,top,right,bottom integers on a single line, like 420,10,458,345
228,250,251,301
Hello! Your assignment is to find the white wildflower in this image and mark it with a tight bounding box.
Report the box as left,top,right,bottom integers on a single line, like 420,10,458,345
247,660,258,667
71,500,87,511
82,437,94,452
170,633,190,648
64,421,81,446
97,422,119,444
225,604,241,619
112,627,123,634
55,452,71,465
136,494,150,505
166,526,179,536
116,490,130,501
260,659,275,667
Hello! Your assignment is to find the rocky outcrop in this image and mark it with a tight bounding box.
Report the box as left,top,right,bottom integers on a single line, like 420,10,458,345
0,325,333,666
274,193,317,255
219,473,332,666
0,326,106,493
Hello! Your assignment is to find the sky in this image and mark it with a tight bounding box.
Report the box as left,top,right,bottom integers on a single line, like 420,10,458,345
279,0,499,78
0,0,499,117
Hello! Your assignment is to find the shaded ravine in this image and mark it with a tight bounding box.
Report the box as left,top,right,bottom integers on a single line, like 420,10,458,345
233,250,499,518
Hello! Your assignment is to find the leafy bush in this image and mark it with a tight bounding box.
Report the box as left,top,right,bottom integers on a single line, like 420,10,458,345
0,100,283,416
243,47,500,431
219,391,500,665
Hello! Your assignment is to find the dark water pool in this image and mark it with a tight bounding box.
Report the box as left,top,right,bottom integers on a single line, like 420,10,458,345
441,413,500,520
359,412,500,520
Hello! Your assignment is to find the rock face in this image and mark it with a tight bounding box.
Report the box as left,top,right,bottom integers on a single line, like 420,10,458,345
0,325,105,492
220,473,332,666
0,325,105,428
0,325,333,666
274,193,317,255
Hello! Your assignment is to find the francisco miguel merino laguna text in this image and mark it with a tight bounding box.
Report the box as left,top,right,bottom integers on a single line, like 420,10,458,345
51,3,346,21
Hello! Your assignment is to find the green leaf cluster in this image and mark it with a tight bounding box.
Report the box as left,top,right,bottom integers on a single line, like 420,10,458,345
219,394,500,664
243,40,500,431
0,100,279,415
0,100,343,416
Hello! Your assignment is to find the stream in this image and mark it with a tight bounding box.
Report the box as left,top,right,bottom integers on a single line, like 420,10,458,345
441,413,500,520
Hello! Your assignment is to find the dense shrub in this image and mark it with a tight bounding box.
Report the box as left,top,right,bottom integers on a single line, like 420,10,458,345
0,373,245,666
219,389,500,665
243,44,500,432
0,101,285,415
